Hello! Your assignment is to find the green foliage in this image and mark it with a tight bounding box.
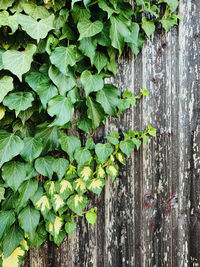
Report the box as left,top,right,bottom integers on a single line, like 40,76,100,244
0,0,181,265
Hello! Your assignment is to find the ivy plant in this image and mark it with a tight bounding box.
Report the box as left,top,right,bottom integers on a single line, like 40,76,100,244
0,0,181,266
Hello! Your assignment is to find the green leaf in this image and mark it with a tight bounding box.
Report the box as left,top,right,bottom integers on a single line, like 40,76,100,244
0,211,15,240
2,44,36,81
2,161,27,191
48,65,76,95
86,210,97,225
74,147,91,168
132,138,142,150
0,76,14,103
35,123,59,154
60,133,81,161
95,143,114,164
80,70,104,97
18,179,38,208
0,0,15,9
47,95,74,126
116,152,126,165
96,84,120,116
106,131,119,145
78,118,92,133
142,17,155,38
46,216,63,242
98,0,119,18
143,135,149,144
22,2,50,20
79,37,97,64
0,11,18,33
18,14,54,42
87,96,105,129
26,71,50,91
56,179,74,199
125,22,139,44
3,92,34,116
53,158,69,180
78,18,103,40
161,14,178,32
18,205,40,239
2,225,23,258
88,178,105,196
93,51,108,73
35,156,55,178
30,222,47,248
65,222,76,237
110,15,130,55
20,137,43,162
67,194,88,215
85,137,95,150
163,0,178,12
50,45,81,75
119,140,134,157
106,164,119,181
0,186,5,202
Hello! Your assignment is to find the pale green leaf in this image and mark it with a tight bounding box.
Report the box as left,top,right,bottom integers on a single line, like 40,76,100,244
0,76,13,103
86,210,97,225
74,147,91,168
119,140,134,157
0,11,18,33
78,18,103,40
22,2,50,19
80,70,103,97
95,143,114,164
142,17,155,38
106,131,119,145
20,137,43,162
53,158,69,180
65,222,76,237
35,156,55,178
60,133,81,160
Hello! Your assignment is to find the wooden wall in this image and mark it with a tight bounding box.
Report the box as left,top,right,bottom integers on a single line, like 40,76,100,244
23,0,200,266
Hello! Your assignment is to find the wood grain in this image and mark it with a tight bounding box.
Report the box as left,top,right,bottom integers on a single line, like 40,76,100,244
24,0,200,266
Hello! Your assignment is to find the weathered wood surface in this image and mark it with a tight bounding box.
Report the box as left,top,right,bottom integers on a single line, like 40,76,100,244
23,0,200,266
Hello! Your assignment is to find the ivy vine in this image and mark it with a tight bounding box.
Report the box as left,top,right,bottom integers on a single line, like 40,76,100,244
0,0,181,266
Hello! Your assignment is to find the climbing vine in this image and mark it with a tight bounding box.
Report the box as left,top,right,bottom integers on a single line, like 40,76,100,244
0,0,181,266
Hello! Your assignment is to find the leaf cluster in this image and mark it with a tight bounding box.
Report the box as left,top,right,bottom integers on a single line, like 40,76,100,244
0,0,180,265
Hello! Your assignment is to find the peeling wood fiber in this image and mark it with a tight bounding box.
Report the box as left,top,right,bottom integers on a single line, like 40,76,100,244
23,0,200,266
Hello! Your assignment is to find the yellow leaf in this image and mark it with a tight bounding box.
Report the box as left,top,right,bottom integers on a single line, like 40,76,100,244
35,195,50,212
89,179,103,190
48,222,53,232
49,182,55,195
2,247,25,267
54,216,62,235
53,194,64,210
20,239,29,251
66,165,76,176
74,178,86,191
60,180,72,193
97,165,105,178
0,106,5,120
74,195,83,207
108,165,117,176
80,166,92,182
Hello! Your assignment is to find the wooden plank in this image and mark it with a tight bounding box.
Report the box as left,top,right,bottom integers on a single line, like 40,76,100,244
24,0,200,266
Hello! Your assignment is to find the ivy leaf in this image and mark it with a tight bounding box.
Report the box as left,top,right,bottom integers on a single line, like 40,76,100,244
161,14,179,32
78,118,92,133
93,51,108,73
79,37,97,64
87,96,105,129
56,179,74,199
96,164,106,179
163,0,178,12
18,14,55,42
106,164,119,181
79,166,93,183
0,186,5,202
132,138,142,150
65,222,76,237
60,133,81,160
2,44,36,81
86,210,97,225
116,152,126,165
18,179,38,208
0,11,18,33
35,195,51,216
53,158,69,180
85,137,95,150
22,2,50,20
98,0,119,18
96,84,120,116
78,18,103,40
73,178,87,195
119,140,134,157
0,76,13,103
35,156,55,178
0,0,15,9
47,95,74,126
67,194,88,215
0,131,24,168
30,222,47,248
50,45,81,75
18,205,40,239
35,122,59,154
44,181,56,196
74,147,91,168
20,137,43,162
48,65,76,96
36,83,58,109
80,70,104,97
0,211,15,239
125,22,139,44
2,225,24,258
106,131,119,145
95,143,114,164
2,161,27,191
110,15,130,55
142,17,155,38
51,194,65,212
88,178,105,196
3,92,34,116
25,71,50,91
46,216,63,244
